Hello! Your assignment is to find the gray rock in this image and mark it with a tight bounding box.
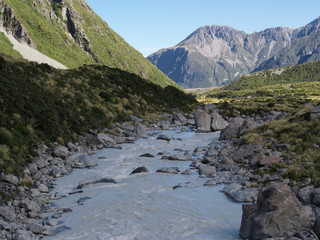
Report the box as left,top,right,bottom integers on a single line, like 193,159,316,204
83,157,98,168
157,134,171,141
66,142,78,152
181,169,192,175
135,123,146,137
92,133,116,146
1,173,19,185
66,152,87,164
139,153,155,158
312,188,320,207
211,111,228,131
194,109,212,132
77,177,116,189
239,120,257,135
28,163,38,175
228,188,258,203
156,167,179,174
20,200,41,212
77,197,92,205
43,225,71,236
0,206,16,222
221,183,243,194
26,223,43,234
204,179,217,186
314,216,320,238
219,117,245,140
297,187,313,205
52,145,69,159
168,152,192,161
16,230,34,240
36,183,48,193
112,136,126,144
240,182,312,239
198,165,216,177
174,112,187,125
130,166,148,175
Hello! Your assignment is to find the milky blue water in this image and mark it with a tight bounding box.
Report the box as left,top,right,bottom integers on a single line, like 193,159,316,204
44,129,241,240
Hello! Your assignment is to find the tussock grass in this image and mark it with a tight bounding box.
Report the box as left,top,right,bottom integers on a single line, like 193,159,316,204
0,53,197,174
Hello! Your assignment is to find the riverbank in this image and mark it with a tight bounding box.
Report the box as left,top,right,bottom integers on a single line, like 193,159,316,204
1,106,320,240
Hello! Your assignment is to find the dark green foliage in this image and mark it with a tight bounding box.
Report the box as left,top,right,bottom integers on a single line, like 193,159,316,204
0,54,197,174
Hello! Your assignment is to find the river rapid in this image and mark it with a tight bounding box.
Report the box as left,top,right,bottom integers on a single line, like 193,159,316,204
44,129,242,240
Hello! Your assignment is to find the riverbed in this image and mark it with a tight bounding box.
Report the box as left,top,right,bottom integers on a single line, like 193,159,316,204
44,129,242,240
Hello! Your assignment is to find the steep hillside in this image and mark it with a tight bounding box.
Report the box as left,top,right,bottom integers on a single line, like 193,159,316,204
0,0,178,88
148,17,320,88
0,53,196,174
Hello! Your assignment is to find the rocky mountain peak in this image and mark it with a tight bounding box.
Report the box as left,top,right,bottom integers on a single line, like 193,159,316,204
148,16,320,88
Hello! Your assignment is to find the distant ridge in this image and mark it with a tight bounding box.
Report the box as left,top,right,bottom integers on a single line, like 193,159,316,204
148,17,320,88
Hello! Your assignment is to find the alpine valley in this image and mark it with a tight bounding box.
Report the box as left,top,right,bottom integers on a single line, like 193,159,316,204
148,17,320,88
0,1,320,240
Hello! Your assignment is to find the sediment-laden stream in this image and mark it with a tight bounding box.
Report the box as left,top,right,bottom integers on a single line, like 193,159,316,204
44,129,241,240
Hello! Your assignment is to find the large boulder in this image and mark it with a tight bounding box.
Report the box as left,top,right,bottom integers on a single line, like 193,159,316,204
194,109,212,132
219,117,245,140
211,111,228,131
198,165,216,177
135,123,146,137
240,182,312,240
173,112,187,125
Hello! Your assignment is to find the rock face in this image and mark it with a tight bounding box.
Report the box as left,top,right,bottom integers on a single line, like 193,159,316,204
240,182,312,240
148,17,320,88
0,0,178,88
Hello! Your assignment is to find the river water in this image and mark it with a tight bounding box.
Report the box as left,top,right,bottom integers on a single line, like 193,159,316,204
44,129,242,240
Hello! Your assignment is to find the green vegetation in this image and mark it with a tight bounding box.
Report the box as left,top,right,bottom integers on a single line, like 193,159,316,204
0,53,197,174
1,0,179,89
199,60,320,186
0,32,22,58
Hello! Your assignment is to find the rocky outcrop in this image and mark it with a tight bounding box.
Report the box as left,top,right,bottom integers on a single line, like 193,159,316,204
0,1,36,47
240,182,312,239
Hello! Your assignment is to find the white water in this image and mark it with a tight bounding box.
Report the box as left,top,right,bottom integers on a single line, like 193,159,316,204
44,129,242,240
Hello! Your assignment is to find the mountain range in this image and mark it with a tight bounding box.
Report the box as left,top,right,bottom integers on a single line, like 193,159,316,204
0,0,178,88
147,17,320,88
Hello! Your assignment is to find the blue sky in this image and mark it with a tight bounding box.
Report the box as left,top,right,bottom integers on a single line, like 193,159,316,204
86,0,320,56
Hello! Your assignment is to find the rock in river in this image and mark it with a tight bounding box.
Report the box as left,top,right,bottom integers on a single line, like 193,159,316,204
130,166,149,175
77,177,116,189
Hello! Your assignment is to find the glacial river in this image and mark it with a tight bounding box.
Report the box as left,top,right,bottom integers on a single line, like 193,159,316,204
44,129,242,240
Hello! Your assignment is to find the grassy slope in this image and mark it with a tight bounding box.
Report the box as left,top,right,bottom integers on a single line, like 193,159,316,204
0,53,197,174
202,60,320,100
199,60,320,186
2,0,180,89
0,32,22,58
